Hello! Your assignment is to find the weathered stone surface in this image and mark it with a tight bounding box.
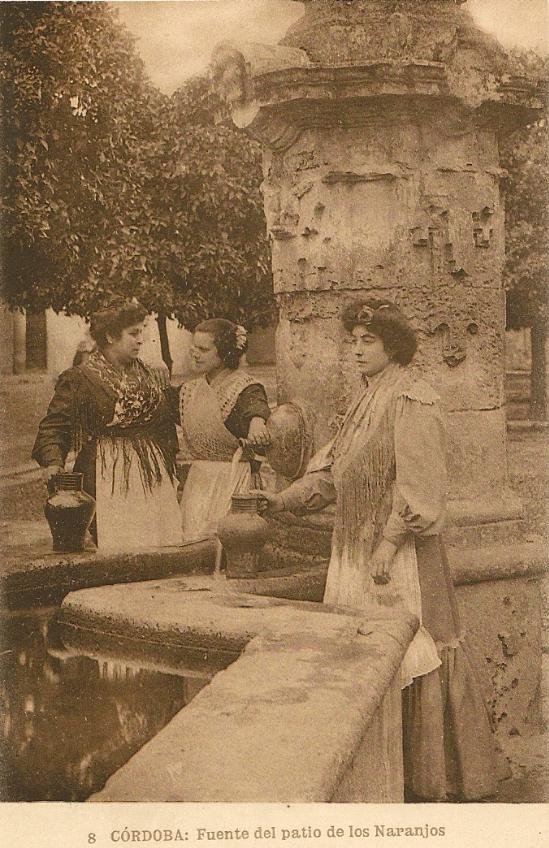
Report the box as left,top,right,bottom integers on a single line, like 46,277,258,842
0,519,216,608
212,0,543,507
56,577,417,802
331,679,404,803
444,410,507,499
258,101,513,470
457,575,544,742
239,538,548,747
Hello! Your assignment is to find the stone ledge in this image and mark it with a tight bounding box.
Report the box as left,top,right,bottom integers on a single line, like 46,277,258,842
268,493,524,538
55,576,416,802
0,530,217,608
448,538,547,586
259,532,546,591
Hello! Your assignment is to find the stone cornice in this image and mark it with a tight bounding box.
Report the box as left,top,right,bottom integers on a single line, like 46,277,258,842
211,42,546,150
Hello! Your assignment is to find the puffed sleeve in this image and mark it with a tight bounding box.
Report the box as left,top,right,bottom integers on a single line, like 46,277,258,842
31,370,75,468
382,393,447,548
225,383,271,439
278,441,337,514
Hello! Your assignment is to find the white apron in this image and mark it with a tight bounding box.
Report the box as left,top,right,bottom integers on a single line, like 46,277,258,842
179,370,259,543
95,438,182,552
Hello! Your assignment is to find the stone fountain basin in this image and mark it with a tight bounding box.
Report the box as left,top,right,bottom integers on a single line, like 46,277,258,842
0,519,217,608
55,574,418,803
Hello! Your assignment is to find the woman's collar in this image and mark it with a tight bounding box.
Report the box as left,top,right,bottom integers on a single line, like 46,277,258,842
207,367,232,387
364,361,402,391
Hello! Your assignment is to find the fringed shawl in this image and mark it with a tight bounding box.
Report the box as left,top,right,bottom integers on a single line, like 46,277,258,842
331,364,409,557
70,351,177,493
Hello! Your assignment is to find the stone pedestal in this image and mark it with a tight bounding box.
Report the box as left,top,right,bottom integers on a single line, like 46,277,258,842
211,0,546,739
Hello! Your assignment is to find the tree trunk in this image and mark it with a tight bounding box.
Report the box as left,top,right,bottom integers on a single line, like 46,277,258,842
156,313,173,375
529,322,547,420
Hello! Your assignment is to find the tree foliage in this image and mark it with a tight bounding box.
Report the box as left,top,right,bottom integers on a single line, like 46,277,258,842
1,1,161,313
501,51,548,418
155,75,275,330
1,2,275,334
502,51,548,332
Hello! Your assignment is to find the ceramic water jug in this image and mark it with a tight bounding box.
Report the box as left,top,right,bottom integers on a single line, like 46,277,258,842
217,492,271,578
44,472,96,553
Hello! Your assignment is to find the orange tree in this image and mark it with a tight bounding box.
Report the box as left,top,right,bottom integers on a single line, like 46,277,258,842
1,2,162,312
1,3,274,371
139,74,274,366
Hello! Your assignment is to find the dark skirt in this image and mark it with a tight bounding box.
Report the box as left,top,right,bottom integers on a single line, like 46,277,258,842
402,536,507,801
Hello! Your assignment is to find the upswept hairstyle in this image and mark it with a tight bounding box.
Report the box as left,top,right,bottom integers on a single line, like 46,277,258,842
89,301,147,350
341,298,417,366
194,318,248,370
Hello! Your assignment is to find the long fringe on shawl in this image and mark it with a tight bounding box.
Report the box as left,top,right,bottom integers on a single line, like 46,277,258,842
69,367,176,496
332,401,396,558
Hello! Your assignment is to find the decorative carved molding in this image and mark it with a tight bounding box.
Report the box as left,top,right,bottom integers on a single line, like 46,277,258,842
472,206,494,248
410,197,467,278
431,316,479,367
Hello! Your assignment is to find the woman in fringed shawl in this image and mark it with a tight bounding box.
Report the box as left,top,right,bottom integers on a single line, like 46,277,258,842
257,299,505,802
178,318,270,555
32,301,182,551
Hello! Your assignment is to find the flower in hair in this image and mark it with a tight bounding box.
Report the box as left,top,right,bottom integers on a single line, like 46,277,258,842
356,303,391,324
235,325,247,350
356,305,375,324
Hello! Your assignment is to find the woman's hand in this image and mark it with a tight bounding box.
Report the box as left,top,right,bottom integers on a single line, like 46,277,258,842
249,490,285,515
246,417,271,451
370,538,398,585
43,464,63,484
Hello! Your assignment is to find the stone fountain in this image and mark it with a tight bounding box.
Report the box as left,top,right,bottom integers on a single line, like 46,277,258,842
211,0,547,745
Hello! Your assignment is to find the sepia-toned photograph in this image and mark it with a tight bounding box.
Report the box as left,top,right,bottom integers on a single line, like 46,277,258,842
0,0,547,843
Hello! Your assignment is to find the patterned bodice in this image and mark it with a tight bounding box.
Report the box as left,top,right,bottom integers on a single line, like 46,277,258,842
179,370,258,462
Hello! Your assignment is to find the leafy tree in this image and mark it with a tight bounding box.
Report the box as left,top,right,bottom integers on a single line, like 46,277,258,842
144,75,275,332
1,4,274,371
502,51,548,419
0,1,161,313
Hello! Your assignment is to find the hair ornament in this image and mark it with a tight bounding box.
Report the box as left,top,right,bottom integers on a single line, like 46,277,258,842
235,325,247,350
356,303,391,324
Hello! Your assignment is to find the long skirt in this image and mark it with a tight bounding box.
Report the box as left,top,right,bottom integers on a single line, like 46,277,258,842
324,533,505,800
95,438,182,552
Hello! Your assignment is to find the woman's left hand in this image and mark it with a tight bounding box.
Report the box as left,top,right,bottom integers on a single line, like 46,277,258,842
247,417,271,450
370,538,398,585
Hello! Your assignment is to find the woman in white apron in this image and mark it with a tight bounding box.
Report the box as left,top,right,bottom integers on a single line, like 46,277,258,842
32,300,182,552
256,299,504,802
178,319,270,553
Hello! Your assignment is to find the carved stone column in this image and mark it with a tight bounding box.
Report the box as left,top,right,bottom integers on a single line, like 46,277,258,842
212,0,546,740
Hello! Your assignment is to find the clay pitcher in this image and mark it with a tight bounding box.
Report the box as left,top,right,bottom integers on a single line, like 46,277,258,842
44,472,96,553
217,493,271,578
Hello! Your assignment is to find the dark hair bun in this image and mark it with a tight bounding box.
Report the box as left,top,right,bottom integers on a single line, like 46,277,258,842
89,301,147,348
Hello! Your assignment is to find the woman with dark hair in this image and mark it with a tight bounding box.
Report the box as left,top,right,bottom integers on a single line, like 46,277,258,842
32,300,182,551
256,298,502,801
178,318,270,545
